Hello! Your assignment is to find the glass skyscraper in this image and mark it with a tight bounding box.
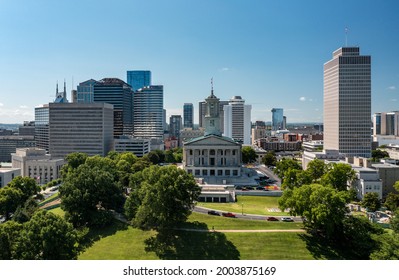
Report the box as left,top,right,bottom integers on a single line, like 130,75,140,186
183,103,194,129
271,108,284,131
133,85,164,139
127,70,151,91
324,47,371,158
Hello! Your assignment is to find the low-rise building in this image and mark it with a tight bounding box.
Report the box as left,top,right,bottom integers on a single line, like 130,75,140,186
351,166,382,200
11,148,65,185
0,168,21,188
113,136,150,157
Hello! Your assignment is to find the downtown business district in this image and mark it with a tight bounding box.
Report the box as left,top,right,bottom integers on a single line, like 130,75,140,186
0,46,397,226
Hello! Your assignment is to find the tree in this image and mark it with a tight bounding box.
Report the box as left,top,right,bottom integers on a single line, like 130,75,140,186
385,193,399,212
0,221,22,259
65,152,88,169
145,151,161,165
241,146,257,164
390,210,399,234
15,210,79,260
306,159,327,181
370,233,399,260
321,163,356,191
0,187,24,220
279,184,350,238
262,151,277,166
281,169,312,190
7,176,39,201
12,197,38,223
60,164,124,227
361,192,381,212
371,149,389,161
125,165,201,230
274,158,301,183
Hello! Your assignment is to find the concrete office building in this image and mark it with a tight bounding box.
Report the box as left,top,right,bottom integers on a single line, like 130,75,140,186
373,111,399,136
183,103,194,129
0,168,21,188
11,148,65,184
169,115,182,139
223,96,252,144
324,47,371,158
127,70,151,91
113,136,150,157
48,102,114,158
0,136,35,162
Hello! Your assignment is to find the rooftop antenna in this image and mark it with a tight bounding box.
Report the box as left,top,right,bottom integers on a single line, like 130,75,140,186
211,77,214,96
345,27,349,47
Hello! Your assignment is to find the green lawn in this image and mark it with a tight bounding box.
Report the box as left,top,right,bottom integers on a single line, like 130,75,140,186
197,196,289,216
48,206,65,217
77,210,312,260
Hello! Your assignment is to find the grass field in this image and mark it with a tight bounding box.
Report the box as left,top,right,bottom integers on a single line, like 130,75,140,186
75,208,312,260
197,196,289,216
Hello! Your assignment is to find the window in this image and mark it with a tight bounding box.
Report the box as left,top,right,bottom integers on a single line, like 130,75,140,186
233,170,238,176
218,170,223,176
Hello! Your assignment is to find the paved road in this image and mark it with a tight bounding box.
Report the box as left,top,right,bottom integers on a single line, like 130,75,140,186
194,206,302,222
254,164,281,187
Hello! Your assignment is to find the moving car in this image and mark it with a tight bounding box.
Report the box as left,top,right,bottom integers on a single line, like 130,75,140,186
207,210,220,216
222,212,236,218
281,217,294,222
266,217,279,221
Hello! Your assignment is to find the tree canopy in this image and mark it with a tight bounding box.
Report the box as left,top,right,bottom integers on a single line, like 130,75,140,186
7,176,39,201
361,192,381,212
320,163,356,191
241,146,257,164
125,165,200,230
261,151,277,166
60,163,124,227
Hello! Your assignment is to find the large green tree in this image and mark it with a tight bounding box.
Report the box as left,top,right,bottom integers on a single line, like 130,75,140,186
15,210,78,260
262,151,277,166
306,159,328,181
241,146,257,164
125,165,201,230
361,192,381,212
274,158,301,183
384,193,399,212
7,176,39,201
321,163,356,191
60,164,124,227
279,183,350,238
0,221,22,259
0,187,24,220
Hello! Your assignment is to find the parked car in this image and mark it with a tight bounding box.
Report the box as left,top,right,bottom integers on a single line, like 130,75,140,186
207,210,220,216
281,217,294,222
235,186,243,190
222,212,236,218
256,186,264,190
267,217,279,221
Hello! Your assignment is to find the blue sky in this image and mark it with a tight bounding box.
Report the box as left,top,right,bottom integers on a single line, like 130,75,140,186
1,0,399,124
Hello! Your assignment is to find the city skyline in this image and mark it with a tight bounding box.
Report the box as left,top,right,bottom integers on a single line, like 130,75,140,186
1,1,399,124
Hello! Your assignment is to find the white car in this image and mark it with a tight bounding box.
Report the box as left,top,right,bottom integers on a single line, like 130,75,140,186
281,217,294,222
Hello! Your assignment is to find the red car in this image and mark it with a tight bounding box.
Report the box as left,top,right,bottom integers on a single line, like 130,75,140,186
222,212,236,218
267,217,279,221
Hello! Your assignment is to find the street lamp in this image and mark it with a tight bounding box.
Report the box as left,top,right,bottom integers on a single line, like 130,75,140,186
242,203,244,215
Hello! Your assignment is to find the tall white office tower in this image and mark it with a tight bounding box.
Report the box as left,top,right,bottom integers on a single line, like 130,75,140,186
324,47,371,158
223,96,252,144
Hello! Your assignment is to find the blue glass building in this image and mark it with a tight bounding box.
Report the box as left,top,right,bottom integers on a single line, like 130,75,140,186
127,70,151,91
183,103,194,129
271,108,284,131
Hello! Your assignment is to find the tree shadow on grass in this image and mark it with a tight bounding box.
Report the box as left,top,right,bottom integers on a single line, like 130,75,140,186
144,222,240,260
298,233,344,260
79,220,128,252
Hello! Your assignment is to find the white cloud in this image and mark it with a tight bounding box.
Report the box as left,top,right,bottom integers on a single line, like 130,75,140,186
388,86,396,90
391,99,397,102
299,97,306,102
315,108,319,111
0,102,3,107
219,67,230,72
19,105,28,109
